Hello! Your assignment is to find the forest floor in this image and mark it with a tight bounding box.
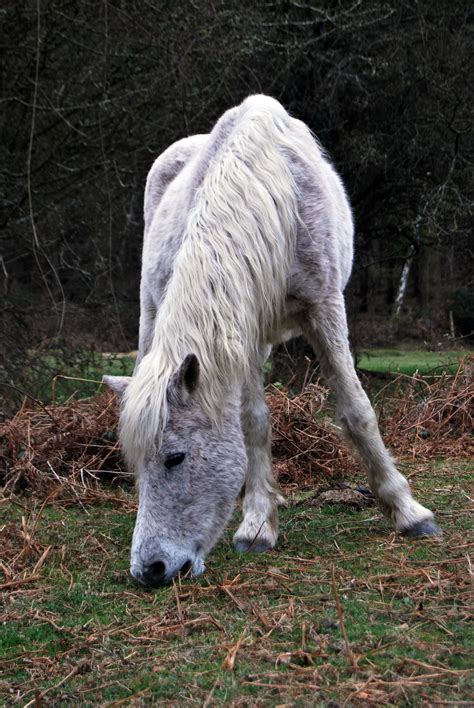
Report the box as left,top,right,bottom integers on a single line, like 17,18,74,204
1,358,472,705
1,462,473,705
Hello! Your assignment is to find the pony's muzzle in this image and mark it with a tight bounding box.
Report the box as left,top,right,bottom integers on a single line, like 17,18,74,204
141,559,191,587
131,553,194,587
130,535,207,587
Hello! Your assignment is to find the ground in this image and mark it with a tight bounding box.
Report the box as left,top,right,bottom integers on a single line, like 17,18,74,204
1,459,472,706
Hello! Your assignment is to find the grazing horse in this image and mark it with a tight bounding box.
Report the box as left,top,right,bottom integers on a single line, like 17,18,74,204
103,95,440,588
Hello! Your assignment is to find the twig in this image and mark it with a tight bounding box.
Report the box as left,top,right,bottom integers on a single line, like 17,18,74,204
172,579,185,637
223,632,245,670
24,662,83,706
203,678,220,707
330,562,357,669
0,383,57,425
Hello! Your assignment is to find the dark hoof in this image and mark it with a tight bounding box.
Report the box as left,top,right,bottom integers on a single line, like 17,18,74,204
234,539,273,553
402,519,442,538
355,485,375,499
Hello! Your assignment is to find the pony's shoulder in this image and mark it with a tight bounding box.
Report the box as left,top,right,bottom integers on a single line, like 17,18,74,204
147,134,208,179
144,134,208,233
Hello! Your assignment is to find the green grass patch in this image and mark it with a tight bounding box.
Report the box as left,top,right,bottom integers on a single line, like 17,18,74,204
357,349,471,376
1,460,473,704
35,351,136,404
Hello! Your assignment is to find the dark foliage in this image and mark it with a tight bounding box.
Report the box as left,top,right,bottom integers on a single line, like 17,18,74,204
1,1,472,408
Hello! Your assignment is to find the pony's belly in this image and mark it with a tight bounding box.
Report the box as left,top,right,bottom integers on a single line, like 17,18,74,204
267,298,304,344
268,326,301,345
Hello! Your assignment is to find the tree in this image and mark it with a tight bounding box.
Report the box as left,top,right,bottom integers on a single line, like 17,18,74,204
1,0,472,408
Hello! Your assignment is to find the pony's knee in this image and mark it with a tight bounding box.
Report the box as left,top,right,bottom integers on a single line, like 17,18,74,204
243,400,270,447
338,400,377,441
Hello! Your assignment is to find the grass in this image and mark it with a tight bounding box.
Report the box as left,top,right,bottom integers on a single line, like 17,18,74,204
1,460,473,705
356,349,471,377
36,352,135,405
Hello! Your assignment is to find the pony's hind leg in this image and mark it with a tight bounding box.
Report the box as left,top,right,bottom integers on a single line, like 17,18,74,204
234,349,285,553
301,294,441,537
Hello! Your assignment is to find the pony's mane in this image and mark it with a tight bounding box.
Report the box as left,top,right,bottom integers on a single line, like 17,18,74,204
120,97,306,467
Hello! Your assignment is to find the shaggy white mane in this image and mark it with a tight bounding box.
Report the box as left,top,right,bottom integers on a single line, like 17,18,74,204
120,97,307,466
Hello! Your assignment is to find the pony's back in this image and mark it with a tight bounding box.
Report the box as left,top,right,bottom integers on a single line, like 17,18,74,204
120,96,323,465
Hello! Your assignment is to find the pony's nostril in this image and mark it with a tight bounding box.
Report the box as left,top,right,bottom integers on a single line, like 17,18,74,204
142,560,167,587
139,559,192,587
180,560,192,576
150,560,166,576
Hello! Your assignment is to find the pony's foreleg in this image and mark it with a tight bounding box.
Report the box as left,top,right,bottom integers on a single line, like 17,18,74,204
301,294,441,537
234,351,285,553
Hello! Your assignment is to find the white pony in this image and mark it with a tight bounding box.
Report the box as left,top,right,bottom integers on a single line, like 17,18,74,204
104,95,440,587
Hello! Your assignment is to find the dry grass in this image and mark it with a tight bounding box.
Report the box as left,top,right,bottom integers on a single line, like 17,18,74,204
378,358,473,460
0,393,126,499
1,360,472,498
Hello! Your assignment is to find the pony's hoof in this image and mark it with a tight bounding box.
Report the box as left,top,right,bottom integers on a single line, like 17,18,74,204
402,519,442,538
234,538,274,553
233,517,277,554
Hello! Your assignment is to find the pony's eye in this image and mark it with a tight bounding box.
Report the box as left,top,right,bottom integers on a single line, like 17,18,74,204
164,452,186,469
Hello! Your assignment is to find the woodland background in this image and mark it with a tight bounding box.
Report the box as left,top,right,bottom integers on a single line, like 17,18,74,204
1,0,473,408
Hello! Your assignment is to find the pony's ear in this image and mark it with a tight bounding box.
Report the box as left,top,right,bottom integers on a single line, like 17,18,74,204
177,353,200,395
102,375,132,398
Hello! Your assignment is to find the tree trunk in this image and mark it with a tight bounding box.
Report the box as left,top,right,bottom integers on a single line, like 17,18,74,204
394,243,415,317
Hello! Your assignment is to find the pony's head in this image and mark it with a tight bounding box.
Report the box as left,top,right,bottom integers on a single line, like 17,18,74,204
103,354,246,587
